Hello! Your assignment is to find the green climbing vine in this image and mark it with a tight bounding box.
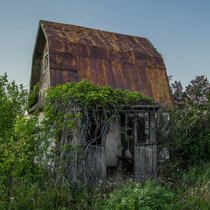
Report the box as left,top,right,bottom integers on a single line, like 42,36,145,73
40,79,154,181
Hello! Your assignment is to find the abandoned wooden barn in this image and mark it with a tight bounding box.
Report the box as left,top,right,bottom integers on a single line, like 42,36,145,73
29,20,173,185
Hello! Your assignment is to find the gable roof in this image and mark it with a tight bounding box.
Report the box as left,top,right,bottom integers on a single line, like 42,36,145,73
30,20,173,108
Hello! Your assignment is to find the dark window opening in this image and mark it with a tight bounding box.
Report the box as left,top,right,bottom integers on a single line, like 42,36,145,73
86,115,102,145
82,111,104,146
136,113,149,143
121,112,150,153
126,114,134,141
126,114,134,157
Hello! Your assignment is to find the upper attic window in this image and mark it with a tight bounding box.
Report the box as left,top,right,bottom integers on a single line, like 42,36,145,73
43,53,49,73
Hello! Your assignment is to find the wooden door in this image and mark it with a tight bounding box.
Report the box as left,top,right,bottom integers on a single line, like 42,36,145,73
133,112,157,181
121,111,157,181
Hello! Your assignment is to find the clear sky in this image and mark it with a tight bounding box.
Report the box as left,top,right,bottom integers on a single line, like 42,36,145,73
0,0,210,89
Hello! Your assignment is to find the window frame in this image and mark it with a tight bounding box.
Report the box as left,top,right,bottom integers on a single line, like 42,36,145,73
43,52,49,74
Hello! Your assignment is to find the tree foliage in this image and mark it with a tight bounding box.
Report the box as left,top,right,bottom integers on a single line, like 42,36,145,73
0,73,27,141
0,73,41,180
157,75,210,176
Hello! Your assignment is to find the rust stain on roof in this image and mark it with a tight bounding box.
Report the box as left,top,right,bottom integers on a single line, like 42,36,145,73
31,20,173,108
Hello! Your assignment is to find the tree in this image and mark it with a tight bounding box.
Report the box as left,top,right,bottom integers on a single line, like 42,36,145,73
0,73,40,179
0,73,27,141
158,75,210,175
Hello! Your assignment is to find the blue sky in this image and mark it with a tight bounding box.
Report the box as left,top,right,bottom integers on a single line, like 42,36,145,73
0,0,210,88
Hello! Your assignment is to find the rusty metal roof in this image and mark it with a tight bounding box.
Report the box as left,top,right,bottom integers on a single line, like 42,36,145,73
31,20,173,108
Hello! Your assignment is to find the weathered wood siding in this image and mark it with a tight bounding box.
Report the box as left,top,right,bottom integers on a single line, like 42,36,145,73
134,143,157,181
77,145,106,187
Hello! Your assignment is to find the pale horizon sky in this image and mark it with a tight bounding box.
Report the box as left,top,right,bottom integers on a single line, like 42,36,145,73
0,0,210,89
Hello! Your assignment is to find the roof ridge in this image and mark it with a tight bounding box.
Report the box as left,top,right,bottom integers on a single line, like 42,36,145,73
40,20,149,40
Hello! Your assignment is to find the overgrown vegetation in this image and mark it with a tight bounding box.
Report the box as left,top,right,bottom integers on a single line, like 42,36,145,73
0,73,43,181
157,75,210,177
41,79,154,183
1,72,210,209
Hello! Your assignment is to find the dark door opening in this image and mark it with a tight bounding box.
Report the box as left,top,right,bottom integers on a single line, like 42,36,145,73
118,112,150,174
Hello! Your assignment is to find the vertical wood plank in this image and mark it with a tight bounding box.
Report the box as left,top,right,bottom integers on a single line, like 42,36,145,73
101,146,106,185
134,145,139,181
134,114,141,181
142,146,146,181
152,144,157,179
95,146,100,182
145,145,152,174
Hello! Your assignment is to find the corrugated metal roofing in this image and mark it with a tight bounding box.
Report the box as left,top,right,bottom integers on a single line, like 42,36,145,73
31,20,173,108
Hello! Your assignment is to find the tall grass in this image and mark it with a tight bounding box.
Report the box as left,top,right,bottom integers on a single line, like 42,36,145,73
166,163,210,209
1,164,210,209
0,178,73,209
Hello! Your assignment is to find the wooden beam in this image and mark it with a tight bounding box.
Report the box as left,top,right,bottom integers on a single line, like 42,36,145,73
28,100,45,113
